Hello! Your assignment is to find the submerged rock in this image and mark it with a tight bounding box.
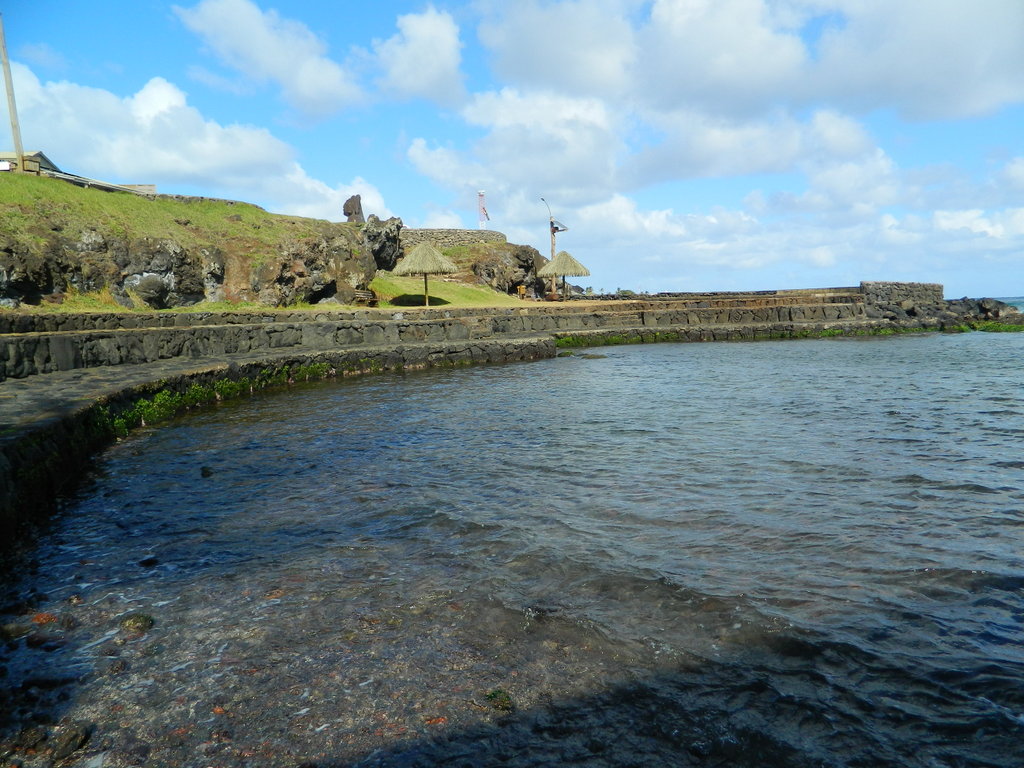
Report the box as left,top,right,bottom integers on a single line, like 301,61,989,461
50,722,92,761
119,613,154,634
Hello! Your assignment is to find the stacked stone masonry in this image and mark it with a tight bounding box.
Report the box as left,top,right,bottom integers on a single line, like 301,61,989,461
861,281,944,305
400,228,507,252
0,283,988,382
0,299,871,381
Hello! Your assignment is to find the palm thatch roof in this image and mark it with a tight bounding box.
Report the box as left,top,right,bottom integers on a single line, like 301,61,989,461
538,250,590,278
394,242,459,276
392,242,459,306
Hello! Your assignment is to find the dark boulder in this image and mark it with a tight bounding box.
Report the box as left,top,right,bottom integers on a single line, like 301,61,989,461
249,229,377,307
472,243,545,296
119,238,206,308
364,215,404,271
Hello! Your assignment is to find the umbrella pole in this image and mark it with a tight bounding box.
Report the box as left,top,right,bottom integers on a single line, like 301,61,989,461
423,273,429,306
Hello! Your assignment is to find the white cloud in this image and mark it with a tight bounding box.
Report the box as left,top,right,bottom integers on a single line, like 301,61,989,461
804,149,901,211
625,110,806,184
478,0,637,98
878,213,925,247
421,209,466,228
407,137,484,191
5,63,389,221
807,110,872,159
174,0,362,118
1002,158,1024,190
410,88,623,204
576,195,689,240
372,6,465,106
269,167,392,222
127,77,188,126
635,0,808,115
477,0,1024,121
934,208,1024,239
815,0,1024,119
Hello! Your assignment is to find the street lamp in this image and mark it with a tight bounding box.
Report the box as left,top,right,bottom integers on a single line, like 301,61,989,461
540,197,568,298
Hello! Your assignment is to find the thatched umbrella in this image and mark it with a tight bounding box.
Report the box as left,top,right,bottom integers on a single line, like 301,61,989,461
538,250,590,300
393,242,458,306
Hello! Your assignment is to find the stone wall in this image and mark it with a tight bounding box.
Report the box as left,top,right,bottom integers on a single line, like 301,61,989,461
0,302,871,380
861,281,944,305
9,282,1024,381
400,228,507,252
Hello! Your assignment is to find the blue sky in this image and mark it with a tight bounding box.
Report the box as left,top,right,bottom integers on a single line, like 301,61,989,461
3,0,1023,297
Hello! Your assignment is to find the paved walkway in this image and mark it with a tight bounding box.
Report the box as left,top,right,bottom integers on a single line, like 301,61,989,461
1,353,254,432
0,336,554,435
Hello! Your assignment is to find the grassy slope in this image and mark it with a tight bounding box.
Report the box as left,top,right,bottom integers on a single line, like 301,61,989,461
0,174,521,311
370,241,529,308
0,173,315,249
371,272,522,308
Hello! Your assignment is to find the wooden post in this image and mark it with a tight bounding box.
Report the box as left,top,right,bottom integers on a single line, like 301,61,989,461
0,13,25,172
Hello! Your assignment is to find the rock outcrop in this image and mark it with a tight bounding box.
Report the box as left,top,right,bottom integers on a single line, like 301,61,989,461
363,215,404,272
0,217,389,310
248,230,377,307
471,243,546,296
865,294,1019,325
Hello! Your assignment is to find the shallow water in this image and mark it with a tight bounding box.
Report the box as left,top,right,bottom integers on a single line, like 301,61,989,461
3,332,1024,767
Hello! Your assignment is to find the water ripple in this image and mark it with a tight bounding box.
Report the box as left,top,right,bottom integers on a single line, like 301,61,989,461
3,332,1024,766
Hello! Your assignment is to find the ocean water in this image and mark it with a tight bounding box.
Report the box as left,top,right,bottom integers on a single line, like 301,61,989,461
3,332,1024,767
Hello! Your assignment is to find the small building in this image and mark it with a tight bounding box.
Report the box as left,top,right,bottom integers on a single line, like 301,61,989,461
0,150,62,174
0,150,155,194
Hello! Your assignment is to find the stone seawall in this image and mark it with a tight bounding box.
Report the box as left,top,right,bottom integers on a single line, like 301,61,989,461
400,228,507,252
861,281,944,305
0,301,870,380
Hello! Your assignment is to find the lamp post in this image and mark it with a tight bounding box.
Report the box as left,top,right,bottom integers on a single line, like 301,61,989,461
540,197,568,299
541,197,555,262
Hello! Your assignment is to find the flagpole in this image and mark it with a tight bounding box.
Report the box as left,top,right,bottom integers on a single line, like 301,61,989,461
0,13,25,172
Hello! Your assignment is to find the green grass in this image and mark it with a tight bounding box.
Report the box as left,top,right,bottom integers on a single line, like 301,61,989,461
0,173,326,248
99,361,344,437
40,286,139,313
370,271,522,308
971,321,1024,332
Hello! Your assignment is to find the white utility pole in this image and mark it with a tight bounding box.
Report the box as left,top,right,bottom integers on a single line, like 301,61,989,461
0,13,25,171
